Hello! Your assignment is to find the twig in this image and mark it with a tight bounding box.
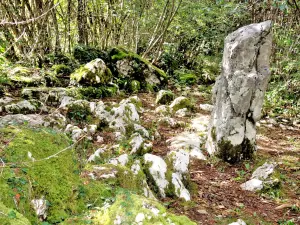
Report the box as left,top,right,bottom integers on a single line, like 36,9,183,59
0,29,26,56
0,135,86,168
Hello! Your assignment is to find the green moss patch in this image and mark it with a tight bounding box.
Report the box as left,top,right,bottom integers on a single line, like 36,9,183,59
216,138,255,164
92,192,197,225
0,126,84,223
179,73,197,85
0,202,31,225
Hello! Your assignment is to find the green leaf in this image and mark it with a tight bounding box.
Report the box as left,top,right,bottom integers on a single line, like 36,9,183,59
7,210,17,219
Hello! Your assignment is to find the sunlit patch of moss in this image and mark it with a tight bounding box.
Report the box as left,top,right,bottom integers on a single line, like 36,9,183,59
7,66,45,87
0,202,31,225
84,163,146,194
0,126,84,223
92,192,197,225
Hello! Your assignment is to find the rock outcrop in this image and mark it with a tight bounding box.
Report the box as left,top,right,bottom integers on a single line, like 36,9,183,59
70,58,112,86
241,162,279,191
206,21,272,163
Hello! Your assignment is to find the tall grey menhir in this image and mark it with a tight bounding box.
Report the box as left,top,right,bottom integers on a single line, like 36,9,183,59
206,21,272,163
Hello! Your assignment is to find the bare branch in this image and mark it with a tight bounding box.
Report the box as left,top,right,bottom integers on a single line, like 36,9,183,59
0,2,60,26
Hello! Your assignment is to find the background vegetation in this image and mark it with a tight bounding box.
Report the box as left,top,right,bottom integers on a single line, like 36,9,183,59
0,0,299,117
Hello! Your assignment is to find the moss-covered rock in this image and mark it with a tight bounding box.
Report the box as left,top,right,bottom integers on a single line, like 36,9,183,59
92,193,197,225
109,47,168,90
70,58,112,86
83,163,147,194
4,99,41,114
22,87,70,106
7,66,45,87
155,90,175,105
52,64,73,77
169,96,192,113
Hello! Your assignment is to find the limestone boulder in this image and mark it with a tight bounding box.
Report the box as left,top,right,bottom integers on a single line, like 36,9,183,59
170,96,192,113
110,47,167,90
167,132,206,160
155,90,175,105
4,100,41,114
241,162,279,191
0,114,45,128
70,58,112,86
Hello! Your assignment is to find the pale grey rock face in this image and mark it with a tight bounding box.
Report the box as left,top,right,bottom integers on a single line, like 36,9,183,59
43,112,67,130
155,105,170,115
241,162,278,191
240,178,263,191
59,96,74,109
0,97,14,106
144,154,169,198
88,166,118,180
0,114,45,128
109,154,129,166
199,104,214,112
65,124,84,141
88,148,106,162
228,219,247,225
4,100,39,114
167,132,206,160
158,117,182,128
175,108,190,117
251,162,276,180
31,197,48,220
172,173,191,201
168,150,189,175
155,90,175,105
169,96,191,113
116,59,134,77
133,124,150,139
22,87,67,106
206,21,272,163
190,115,210,134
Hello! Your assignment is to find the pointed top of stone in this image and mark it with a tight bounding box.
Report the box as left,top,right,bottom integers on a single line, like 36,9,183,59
226,20,272,43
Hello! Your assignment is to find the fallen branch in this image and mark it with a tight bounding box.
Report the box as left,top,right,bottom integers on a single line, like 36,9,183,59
0,135,86,168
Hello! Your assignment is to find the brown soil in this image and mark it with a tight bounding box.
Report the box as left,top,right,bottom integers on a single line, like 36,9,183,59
135,90,300,225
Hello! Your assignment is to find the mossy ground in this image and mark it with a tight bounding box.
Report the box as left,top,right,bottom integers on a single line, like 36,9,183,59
92,192,197,225
0,126,118,224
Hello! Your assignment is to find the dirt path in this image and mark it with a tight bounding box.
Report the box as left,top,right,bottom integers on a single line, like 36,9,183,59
135,91,300,225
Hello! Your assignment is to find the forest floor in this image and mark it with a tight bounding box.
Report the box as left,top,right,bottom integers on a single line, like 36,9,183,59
1,82,299,225
128,88,300,225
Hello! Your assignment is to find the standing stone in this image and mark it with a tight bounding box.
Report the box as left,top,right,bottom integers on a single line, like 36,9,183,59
206,21,272,163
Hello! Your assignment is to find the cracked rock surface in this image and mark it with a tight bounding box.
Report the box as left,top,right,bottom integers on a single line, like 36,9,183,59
206,21,273,163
